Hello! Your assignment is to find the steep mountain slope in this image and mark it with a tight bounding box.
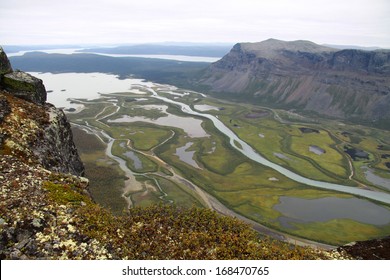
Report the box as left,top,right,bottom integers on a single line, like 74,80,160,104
198,39,390,124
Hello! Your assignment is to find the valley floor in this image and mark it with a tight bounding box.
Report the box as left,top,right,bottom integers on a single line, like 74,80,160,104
66,81,390,246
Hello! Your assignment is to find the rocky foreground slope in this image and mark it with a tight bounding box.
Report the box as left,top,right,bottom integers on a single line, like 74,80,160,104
198,39,390,126
0,46,388,259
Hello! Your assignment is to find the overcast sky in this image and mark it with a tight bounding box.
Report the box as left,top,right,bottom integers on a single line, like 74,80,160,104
1,0,389,47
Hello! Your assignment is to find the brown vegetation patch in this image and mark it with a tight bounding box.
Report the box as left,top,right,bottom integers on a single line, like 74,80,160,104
338,236,390,260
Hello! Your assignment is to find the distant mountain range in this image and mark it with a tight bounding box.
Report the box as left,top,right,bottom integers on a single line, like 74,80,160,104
77,44,232,57
196,39,390,127
323,44,383,51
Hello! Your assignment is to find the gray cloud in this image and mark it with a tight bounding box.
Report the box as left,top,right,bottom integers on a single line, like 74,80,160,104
1,0,389,47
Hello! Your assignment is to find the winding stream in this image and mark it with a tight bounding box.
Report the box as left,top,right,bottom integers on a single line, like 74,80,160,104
145,87,390,205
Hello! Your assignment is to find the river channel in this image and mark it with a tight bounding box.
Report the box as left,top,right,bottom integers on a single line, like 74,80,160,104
143,87,390,205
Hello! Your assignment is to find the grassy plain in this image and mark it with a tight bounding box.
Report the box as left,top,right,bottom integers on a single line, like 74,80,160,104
68,89,390,245
71,127,128,215
108,123,173,151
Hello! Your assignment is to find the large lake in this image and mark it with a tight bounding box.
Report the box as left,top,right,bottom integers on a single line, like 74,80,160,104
29,72,154,108
10,49,220,62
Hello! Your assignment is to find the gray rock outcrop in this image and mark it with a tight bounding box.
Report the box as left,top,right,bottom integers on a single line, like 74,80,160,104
35,104,85,176
3,71,47,105
1,46,47,105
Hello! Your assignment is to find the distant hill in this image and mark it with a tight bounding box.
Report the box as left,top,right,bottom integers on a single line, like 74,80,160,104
323,44,383,51
196,39,390,127
9,52,209,86
77,44,232,57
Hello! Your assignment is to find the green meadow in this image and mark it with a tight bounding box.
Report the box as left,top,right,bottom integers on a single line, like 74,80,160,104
68,88,390,245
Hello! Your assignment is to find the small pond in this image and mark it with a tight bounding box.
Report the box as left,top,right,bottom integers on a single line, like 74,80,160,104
344,146,369,160
309,145,325,155
299,127,320,134
123,151,143,170
274,152,292,161
175,142,201,169
274,196,390,229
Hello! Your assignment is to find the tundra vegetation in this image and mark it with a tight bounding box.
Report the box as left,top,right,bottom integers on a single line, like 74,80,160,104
67,86,390,246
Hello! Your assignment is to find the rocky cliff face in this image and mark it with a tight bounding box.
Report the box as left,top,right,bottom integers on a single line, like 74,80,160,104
198,39,390,123
0,47,12,75
0,47,84,176
0,47,97,260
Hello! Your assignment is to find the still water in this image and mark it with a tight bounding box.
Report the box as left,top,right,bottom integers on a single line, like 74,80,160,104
107,104,209,138
175,142,201,169
29,72,151,108
274,196,390,228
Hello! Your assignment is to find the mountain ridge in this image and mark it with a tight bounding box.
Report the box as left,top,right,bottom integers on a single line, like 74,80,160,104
196,39,390,126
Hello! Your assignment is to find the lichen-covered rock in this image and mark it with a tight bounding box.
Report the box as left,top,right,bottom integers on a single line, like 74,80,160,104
0,155,108,260
3,70,47,105
0,91,84,176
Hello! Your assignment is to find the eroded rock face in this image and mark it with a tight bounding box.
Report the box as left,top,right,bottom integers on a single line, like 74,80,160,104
0,46,84,176
3,71,47,105
0,46,12,75
199,39,390,123
35,104,85,176
0,92,84,177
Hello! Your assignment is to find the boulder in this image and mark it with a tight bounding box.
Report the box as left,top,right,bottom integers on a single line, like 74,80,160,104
2,70,47,105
